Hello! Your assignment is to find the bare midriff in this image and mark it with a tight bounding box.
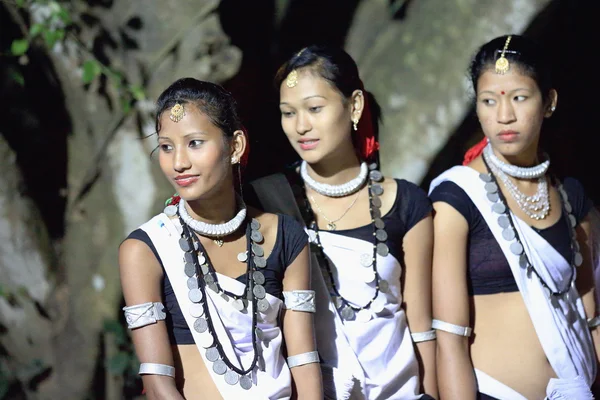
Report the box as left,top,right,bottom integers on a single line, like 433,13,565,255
173,344,223,400
470,291,556,399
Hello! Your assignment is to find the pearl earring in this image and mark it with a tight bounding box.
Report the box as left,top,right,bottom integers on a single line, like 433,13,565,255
551,106,556,112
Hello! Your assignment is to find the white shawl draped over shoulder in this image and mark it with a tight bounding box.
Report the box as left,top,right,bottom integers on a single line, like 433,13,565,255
429,166,596,398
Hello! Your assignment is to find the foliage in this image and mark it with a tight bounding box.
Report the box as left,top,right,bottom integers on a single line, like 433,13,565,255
5,0,146,113
103,319,141,392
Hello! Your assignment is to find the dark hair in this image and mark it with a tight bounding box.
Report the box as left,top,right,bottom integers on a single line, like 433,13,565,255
155,78,242,137
274,45,382,160
469,35,554,103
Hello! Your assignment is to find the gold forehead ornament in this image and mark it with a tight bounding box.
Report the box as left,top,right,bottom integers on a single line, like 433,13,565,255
286,69,298,88
169,103,185,123
495,35,512,75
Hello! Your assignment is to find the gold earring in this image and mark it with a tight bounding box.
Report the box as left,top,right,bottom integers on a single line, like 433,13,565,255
352,118,359,131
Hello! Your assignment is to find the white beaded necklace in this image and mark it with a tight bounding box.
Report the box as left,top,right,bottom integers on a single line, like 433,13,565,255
483,144,551,220
483,143,549,179
178,196,247,239
300,160,368,197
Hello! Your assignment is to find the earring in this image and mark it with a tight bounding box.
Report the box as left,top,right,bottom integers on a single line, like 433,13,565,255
231,156,239,164
551,106,556,112
352,118,359,131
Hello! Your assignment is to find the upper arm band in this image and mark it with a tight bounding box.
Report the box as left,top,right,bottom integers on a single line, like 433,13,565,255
123,302,166,329
283,290,316,313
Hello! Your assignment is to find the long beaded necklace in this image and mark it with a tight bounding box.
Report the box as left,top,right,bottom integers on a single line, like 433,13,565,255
480,156,581,297
177,214,269,389
298,163,391,322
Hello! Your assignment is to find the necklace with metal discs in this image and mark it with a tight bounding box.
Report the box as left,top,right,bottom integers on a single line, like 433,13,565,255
301,162,390,322
177,215,267,389
480,157,580,297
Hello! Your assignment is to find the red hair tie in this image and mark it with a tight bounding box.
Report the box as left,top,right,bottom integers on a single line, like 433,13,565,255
462,137,488,165
357,80,379,161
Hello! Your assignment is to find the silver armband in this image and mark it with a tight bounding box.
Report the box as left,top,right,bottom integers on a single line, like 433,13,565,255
283,290,316,313
588,316,600,329
432,319,472,337
123,302,166,329
287,351,320,368
411,329,437,343
139,363,175,378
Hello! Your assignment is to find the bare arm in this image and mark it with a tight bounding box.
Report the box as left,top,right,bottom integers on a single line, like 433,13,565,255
281,245,323,399
432,202,477,400
402,214,437,398
574,217,600,377
119,239,184,400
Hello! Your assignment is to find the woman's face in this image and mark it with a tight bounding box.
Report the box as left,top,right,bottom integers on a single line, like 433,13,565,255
476,66,556,159
279,69,358,164
157,104,233,202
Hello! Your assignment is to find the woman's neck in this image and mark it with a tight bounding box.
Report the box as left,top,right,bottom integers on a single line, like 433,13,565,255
493,141,540,168
185,187,238,224
307,150,362,186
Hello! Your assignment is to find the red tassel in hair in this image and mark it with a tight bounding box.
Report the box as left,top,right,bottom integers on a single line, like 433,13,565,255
356,80,379,161
462,137,488,166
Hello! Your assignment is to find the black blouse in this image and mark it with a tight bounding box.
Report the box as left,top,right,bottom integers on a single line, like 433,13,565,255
429,177,593,295
126,214,307,344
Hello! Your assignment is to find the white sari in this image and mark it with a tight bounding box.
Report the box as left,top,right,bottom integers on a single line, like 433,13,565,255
312,231,422,400
141,214,292,399
430,166,596,399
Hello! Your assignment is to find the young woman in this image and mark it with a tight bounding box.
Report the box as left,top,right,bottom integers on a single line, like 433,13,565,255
429,35,600,399
119,78,322,399
247,46,437,399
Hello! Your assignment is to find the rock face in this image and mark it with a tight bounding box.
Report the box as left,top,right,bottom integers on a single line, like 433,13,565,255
1,1,240,398
346,0,552,183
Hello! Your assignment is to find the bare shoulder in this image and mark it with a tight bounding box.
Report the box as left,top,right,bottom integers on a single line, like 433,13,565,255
119,237,161,275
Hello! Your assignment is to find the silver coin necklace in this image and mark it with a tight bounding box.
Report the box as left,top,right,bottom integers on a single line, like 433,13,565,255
177,213,268,389
480,156,581,297
299,162,391,321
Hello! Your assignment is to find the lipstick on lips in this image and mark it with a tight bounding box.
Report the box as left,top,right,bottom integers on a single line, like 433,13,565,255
298,138,319,150
497,130,518,142
174,174,199,187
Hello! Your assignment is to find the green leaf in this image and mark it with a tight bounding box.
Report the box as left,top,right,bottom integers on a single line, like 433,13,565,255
121,98,132,114
108,352,130,375
103,319,123,334
129,85,145,101
56,7,72,25
30,23,44,38
15,0,25,7
10,39,29,56
43,30,65,49
82,60,102,84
